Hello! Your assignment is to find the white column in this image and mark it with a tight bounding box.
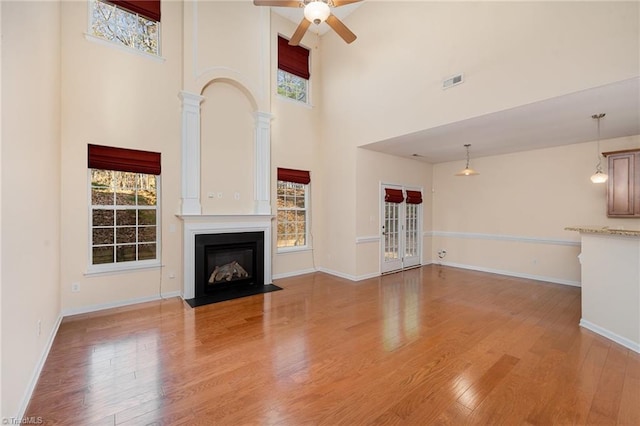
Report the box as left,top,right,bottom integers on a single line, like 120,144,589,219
179,91,204,215
254,111,273,214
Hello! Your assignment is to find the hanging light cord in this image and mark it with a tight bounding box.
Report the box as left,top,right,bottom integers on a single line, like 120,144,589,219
593,113,605,171
464,144,471,169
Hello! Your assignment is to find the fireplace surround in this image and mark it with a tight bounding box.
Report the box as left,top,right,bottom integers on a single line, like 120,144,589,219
178,90,275,305
179,215,273,301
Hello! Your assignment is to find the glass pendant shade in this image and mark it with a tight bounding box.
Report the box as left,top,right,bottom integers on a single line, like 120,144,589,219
304,1,331,24
590,113,608,184
590,169,608,183
455,144,479,176
456,167,479,176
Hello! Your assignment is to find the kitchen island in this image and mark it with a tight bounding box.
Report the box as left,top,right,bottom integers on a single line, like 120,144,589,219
566,226,640,352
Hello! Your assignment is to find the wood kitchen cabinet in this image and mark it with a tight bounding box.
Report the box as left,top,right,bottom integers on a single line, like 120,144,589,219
603,149,640,218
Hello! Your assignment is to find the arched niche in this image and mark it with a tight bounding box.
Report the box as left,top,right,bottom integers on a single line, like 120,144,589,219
179,75,272,216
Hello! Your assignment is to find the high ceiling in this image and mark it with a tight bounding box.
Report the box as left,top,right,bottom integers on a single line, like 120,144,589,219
271,3,640,164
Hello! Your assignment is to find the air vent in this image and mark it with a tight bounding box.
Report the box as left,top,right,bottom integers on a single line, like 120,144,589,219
443,73,464,89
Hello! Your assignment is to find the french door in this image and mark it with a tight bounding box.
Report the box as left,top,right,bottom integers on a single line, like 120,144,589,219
381,186,422,274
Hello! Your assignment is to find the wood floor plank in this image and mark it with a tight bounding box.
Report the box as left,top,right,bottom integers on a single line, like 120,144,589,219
24,266,640,425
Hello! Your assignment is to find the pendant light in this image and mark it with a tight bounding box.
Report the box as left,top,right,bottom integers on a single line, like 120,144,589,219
590,113,608,184
455,144,479,176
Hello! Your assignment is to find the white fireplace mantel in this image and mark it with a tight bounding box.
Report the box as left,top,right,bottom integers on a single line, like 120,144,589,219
178,89,274,301
179,214,274,300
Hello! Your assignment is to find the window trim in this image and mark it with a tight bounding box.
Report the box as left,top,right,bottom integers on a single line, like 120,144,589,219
276,35,311,105
86,169,162,274
276,179,311,253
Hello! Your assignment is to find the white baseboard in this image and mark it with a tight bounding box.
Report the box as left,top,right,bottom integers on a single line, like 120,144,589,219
353,271,381,281
436,261,581,287
16,314,63,422
580,319,640,353
61,291,181,317
272,268,318,281
315,267,365,282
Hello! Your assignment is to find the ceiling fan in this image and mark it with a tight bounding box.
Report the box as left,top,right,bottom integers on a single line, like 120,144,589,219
253,0,362,46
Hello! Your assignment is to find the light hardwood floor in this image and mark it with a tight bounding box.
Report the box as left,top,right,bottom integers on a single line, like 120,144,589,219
26,266,639,425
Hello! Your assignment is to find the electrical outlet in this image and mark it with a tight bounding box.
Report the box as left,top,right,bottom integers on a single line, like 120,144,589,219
438,249,447,259
71,282,80,293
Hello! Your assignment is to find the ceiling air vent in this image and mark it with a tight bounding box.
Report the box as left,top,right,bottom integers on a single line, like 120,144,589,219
442,73,464,90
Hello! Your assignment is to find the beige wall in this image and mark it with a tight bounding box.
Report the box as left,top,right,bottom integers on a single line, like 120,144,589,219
200,80,256,214
0,0,4,414
1,0,639,418
1,1,62,417
271,13,323,278
355,149,432,278
59,0,183,312
432,136,640,285
317,0,638,280
325,1,639,146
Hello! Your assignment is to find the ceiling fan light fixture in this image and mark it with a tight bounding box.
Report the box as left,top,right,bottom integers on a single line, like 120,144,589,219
304,1,331,25
455,144,480,176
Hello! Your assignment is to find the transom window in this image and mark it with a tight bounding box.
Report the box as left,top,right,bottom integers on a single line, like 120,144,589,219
277,36,310,104
90,0,160,56
277,168,311,250
88,144,161,272
277,69,308,103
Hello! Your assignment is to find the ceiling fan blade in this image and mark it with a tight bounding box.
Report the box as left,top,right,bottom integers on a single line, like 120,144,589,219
289,18,311,46
331,0,363,6
325,14,357,44
253,1,301,7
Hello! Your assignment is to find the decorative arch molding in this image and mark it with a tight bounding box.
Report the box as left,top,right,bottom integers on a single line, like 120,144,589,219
196,69,260,112
179,86,272,216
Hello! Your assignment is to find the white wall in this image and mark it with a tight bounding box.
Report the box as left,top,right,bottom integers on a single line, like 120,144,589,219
1,0,61,418
432,136,640,285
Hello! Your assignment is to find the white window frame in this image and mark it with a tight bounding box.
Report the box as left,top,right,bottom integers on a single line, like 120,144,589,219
276,180,311,253
87,169,162,274
86,0,163,59
276,68,310,105
276,37,311,106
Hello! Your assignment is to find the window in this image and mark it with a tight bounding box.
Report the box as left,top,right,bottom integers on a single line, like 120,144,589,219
277,36,310,103
277,70,308,103
90,0,161,56
88,144,161,271
277,168,311,250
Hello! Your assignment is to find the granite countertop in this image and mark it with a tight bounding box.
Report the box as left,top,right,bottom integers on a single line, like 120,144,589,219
565,226,640,237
